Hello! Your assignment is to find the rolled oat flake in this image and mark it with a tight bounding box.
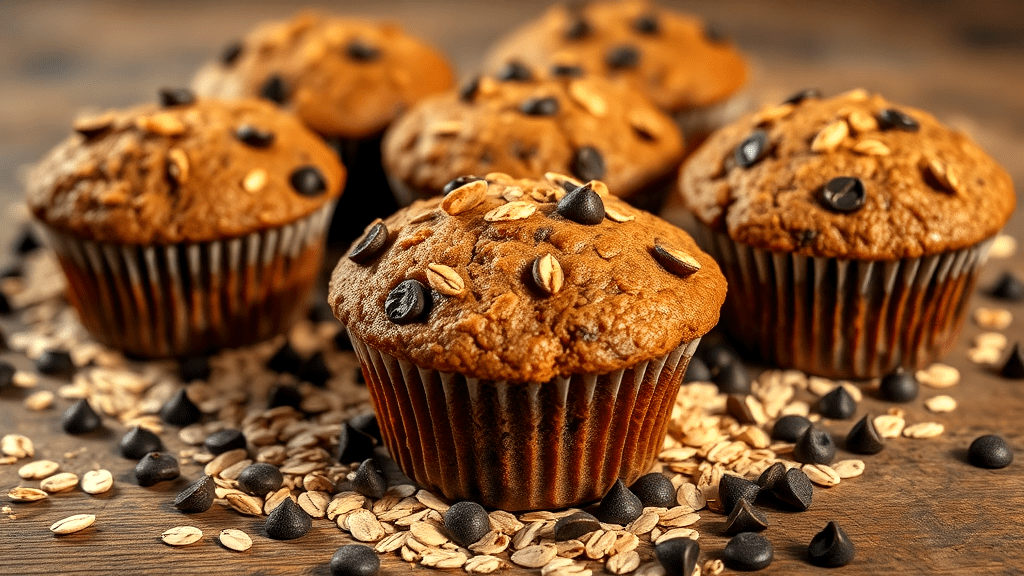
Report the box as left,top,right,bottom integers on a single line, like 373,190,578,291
265,497,312,540
162,525,203,546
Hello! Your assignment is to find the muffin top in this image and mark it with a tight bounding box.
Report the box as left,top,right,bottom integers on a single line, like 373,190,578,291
382,69,685,201
484,0,747,113
329,174,726,383
27,92,345,245
191,11,456,139
679,89,1016,260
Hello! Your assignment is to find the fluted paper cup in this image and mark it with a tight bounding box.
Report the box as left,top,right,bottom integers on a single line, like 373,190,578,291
349,333,701,511
43,203,334,358
694,223,994,379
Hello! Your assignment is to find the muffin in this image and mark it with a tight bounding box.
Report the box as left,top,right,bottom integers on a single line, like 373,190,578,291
329,174,726,510
679,89,1016,379
27,90,345,357
484,0,748,149
382,67,686,212
191,11,456,245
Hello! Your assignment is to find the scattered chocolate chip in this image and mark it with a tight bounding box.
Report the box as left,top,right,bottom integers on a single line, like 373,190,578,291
551,64,585,77
683,357,712,383
606,45,641,69
346,40,381,62
783,88,822,106
989,272,1024,301
725,499,769,535
520,96,560,116
719,474,761,515
845,415,885,455
260,75,288,105
877,108,919,132
724,532,773,571
553,511,602,541
655,537,700,576
221,41,243,65
238,462,284,497
338,423,377,464
595,479,643,525
61,399,102,434
385,279,430,324
653,245,702,278
348,222,389,264
771,415,812,442
173,475,217,513
630,473,677,508
135,452,180,487
968,434,1014,469
204,429,246,455
0,292,10,315
158,87,195,108
36,348,75,377
444,501,490,547
563,17,591,40
268,341,304,375
160,389,202,426
496,61,533,82
348,413,383,444
265,497,311,540
13,225,42,255
570,146,606,182
700,342,739,371
1000,343,1024,379
0,361,15,389
331,544,380,576
794,427,836,464
235,124,275,148
267,384,302,409
633,13,660,34
816,386,857,419
351,458,387,499
756,462,787,491
735,129,769,168
775,469,815,510
290,166,327,196
556,182,605,225
298,351,331,388
179,356,211,382
808,521,856,567
878,368,919,402
713,362,751,395
119,426,163,460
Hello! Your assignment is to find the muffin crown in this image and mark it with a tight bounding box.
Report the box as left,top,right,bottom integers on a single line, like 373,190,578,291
27,96,345,245
192,11,456,139
484,0,747,112
679,90,1016,260
382,71,685,200
329,175,726,383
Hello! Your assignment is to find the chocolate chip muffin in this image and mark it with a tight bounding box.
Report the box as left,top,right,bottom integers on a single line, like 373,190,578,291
27,90,345,357
329,174,726,510
382,68,685,212
191,11,456,245
484,0,748,148
679,89,1016,379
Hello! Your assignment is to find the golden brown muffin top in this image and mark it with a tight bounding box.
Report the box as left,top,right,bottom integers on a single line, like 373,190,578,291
27,93,345,245
382,70,685,200
329,174,726,383
679,89,1016,260
191,11,456,139
484,0,747,113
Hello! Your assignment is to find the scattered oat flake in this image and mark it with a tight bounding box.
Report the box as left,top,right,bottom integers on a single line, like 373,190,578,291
23,390,54,411
50,514,95,535
974,307,1012,330
219,528,252,552
8,487,48,502
916,364,960,388
40,472,79,493
1,434,34,458
832,460,866,479
925,395,958,413
80,469,113,495
903,422,945,439
874,414,906,438
18,460,59,479
990,234,1017,258
162,526,203,546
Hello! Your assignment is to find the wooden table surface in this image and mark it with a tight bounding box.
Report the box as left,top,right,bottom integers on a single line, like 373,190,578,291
2,1,1024,575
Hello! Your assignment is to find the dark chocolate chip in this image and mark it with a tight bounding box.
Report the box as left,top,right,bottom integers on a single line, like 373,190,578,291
703,23,728,44
348,222,389,264
606,45,641,69
0,361,14,389
968,434,1014,469
496,61,533,82
808,521,856,567
268,341,304,375
713,362,751,395
795,229,818,247
444,501,491,547
989,272,1024,302
756,462,786,491
221,41,243,66
459,76,481,102
570,146,606,182
351,458,387,499
119,426,163,460
267,384,302,409
630,473,677,509
878,368,919,402
877,108,919,132
260,75,288,105
36,348,75,377
771,415,812,442
773,468,813,511
793,427,836,464
563,17,591,40
551,64,585,78
734,129,769,168
725,499,769,535
782,88,822,106
235,124,275,148
816,386,857,419
331,544,380,576
723,532,773,571
655,537,699,576
385,279,430,324
160,389,202,427
290,166,327,196
683,357,712,383
238,463,284,497
553,511,602,541
346,40,381,62
845,415,885,455
719,474,761,515
13,225,42,255
298,351,331,388
520,96,560,116
348,413,383,443
204,429,246,455
179,356,211,382
1000,343,1024,379
158,87,195,108
61,399,102,434
819,177,866,213
135,452,180,487
595,479,643,525
338,423,377,464
265,497,311,540
653,245,701,278
0,291,10,315
173,475,216,513
556,183,605,225
633,13,660,34
699,342,739,373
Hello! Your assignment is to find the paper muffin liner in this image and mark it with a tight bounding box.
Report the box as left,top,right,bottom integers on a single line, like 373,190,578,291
42,203,334,358
349,333,700,511
693,223,995,379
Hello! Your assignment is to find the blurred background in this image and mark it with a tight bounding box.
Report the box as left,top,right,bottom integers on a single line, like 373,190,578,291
2,0,1023,245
